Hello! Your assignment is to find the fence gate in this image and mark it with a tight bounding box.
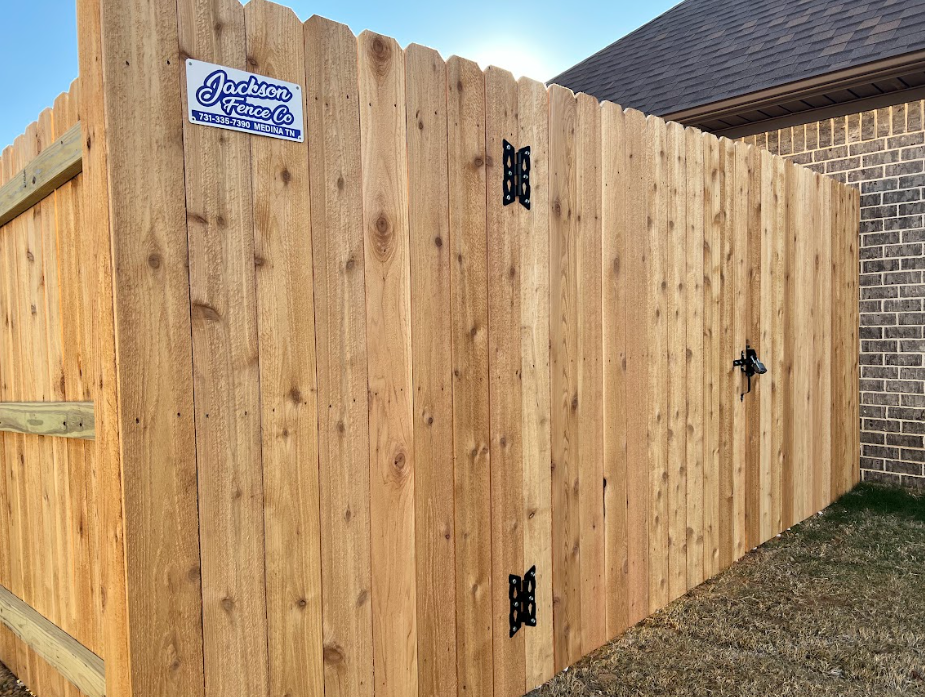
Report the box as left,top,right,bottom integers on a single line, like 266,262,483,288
0,1,860,696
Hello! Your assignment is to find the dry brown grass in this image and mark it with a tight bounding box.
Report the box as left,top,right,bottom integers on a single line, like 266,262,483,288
528,483,925,697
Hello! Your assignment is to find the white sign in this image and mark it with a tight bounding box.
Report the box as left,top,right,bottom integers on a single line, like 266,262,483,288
186,59,304,142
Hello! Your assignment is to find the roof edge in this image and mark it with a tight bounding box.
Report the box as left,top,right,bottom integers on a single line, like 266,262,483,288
664,48,925,125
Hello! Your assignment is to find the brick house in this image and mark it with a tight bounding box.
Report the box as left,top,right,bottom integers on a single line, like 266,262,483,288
552,0,925,488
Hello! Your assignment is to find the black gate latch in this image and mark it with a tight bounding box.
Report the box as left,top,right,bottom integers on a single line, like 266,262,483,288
732,344,767,401
509,565,536,637
502,140,531,209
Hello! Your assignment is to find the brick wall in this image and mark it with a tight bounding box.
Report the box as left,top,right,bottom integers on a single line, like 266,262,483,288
743,100,925,489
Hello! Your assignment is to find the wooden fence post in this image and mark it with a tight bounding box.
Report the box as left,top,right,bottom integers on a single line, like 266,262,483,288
77,0,206,695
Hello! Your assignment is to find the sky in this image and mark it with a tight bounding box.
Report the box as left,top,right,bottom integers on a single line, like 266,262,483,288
1,0,679,151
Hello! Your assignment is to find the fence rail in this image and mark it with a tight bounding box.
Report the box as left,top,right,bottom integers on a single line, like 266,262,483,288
0,123,82,228
0,403,95,440
0,1,859,696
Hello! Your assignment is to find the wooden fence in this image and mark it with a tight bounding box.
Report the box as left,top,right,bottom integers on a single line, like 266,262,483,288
0,79,111,697
0,0,859,696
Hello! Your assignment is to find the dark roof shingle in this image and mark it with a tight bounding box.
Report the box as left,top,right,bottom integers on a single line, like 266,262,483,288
550,0,925,116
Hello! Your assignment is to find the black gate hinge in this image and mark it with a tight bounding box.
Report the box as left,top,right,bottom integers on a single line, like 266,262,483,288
503,139,531,209
509,565,536,637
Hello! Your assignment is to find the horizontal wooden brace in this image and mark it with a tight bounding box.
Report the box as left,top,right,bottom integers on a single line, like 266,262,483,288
0,402,95,440
0,584,105,697
0,122,83,228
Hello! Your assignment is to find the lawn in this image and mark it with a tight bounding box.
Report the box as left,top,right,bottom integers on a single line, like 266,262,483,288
529,483,925,697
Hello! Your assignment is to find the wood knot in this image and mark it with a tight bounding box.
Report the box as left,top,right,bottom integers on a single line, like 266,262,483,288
356,589,369,607
434,236,443,248
393,451,407,473
26,250,34,262
147,253,162,269
371,214,394,260
280,168,292,185
473,156,483,167
220,596,235,613
289,386,302,404
323,644,345,665
336,176,345,191
369,35,392,73
297,598,307,609
192,302,221,322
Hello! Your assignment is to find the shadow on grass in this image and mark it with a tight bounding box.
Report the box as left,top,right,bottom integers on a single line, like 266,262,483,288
831,481,925,523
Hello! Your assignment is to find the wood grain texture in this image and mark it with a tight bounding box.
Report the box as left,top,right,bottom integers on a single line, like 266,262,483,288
34,113,69,691
245,3,324,696
623,109,650,623
772,155,787,535
97,0,206,692
549,83,580,671
177,0,270,693
447,54,493,697
792,168,813,523
53,83,102,663
666,121,688,602
0,404,94,440
731,143,748,560
0,144,27,683
305,15,373,697
685,128,705,590
702,133,721,580
814,176,833,516
759,149,777,544
601,101,629,640
575,92,606,655
485,65,526,697
646,115,669,612
75,0,133,691
717,138,736,573
783,165,800,529
405,42,456,697
15,121,57,696
745,145,762,552
358,30,419,697
518,75,554,692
